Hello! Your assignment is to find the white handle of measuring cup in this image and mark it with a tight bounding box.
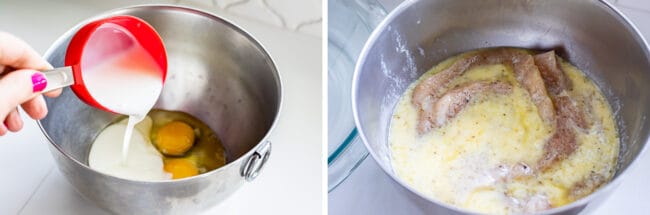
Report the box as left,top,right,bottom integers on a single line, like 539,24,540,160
41,66,74,93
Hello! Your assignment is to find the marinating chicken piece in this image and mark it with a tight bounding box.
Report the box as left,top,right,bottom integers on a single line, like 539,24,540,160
533,51,573,96
512,54,556,127
413,48,555,134
427,81,513,128
534,51,593,170
554,95,590,130
539,94,594,170
534,51,591,130
538,97,579,170
412,56,482,134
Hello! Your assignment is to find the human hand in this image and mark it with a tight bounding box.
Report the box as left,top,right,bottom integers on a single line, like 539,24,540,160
0,32,62,136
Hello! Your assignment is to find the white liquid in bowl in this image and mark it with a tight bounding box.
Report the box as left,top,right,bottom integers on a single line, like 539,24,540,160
88,117,171,181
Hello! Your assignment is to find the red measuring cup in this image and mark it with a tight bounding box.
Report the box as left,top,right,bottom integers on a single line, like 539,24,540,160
42,15,167,113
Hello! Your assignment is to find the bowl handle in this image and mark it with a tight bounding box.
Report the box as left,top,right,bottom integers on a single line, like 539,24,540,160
241,141,272,181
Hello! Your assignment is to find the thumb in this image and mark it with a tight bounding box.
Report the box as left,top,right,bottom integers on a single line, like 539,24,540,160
0,69,47,120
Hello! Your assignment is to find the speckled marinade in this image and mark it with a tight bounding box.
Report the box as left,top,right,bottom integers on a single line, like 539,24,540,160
389,48,619,214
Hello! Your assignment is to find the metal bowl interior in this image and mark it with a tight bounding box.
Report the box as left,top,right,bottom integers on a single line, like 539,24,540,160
353,0,650,214
38,5,281,214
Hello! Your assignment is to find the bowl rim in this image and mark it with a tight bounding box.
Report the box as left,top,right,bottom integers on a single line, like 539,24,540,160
38,4,284,185
352,0,650,214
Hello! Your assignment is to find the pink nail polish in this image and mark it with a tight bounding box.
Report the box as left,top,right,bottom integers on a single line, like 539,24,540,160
32,73,47,92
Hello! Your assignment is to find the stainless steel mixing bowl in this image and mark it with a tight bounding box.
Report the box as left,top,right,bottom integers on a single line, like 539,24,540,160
39,5,281,214
353,0,650,214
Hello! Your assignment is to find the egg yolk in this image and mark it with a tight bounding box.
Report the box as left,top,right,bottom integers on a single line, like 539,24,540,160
155,121,195,156
164,158,199,179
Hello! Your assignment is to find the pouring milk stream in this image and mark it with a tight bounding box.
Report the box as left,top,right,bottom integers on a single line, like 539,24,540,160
80,23,164,161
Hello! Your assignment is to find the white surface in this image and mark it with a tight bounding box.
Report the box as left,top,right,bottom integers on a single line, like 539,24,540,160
619,0,650,13
329,1,650,214
0,0,322,214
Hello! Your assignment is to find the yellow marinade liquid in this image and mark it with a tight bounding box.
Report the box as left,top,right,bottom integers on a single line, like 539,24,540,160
389,49,619,214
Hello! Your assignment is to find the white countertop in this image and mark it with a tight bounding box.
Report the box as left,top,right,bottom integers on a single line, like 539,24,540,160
0,0,322,214
329,0,650,214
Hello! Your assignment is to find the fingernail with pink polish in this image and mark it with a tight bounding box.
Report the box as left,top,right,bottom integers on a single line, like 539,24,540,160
32,73,47,92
